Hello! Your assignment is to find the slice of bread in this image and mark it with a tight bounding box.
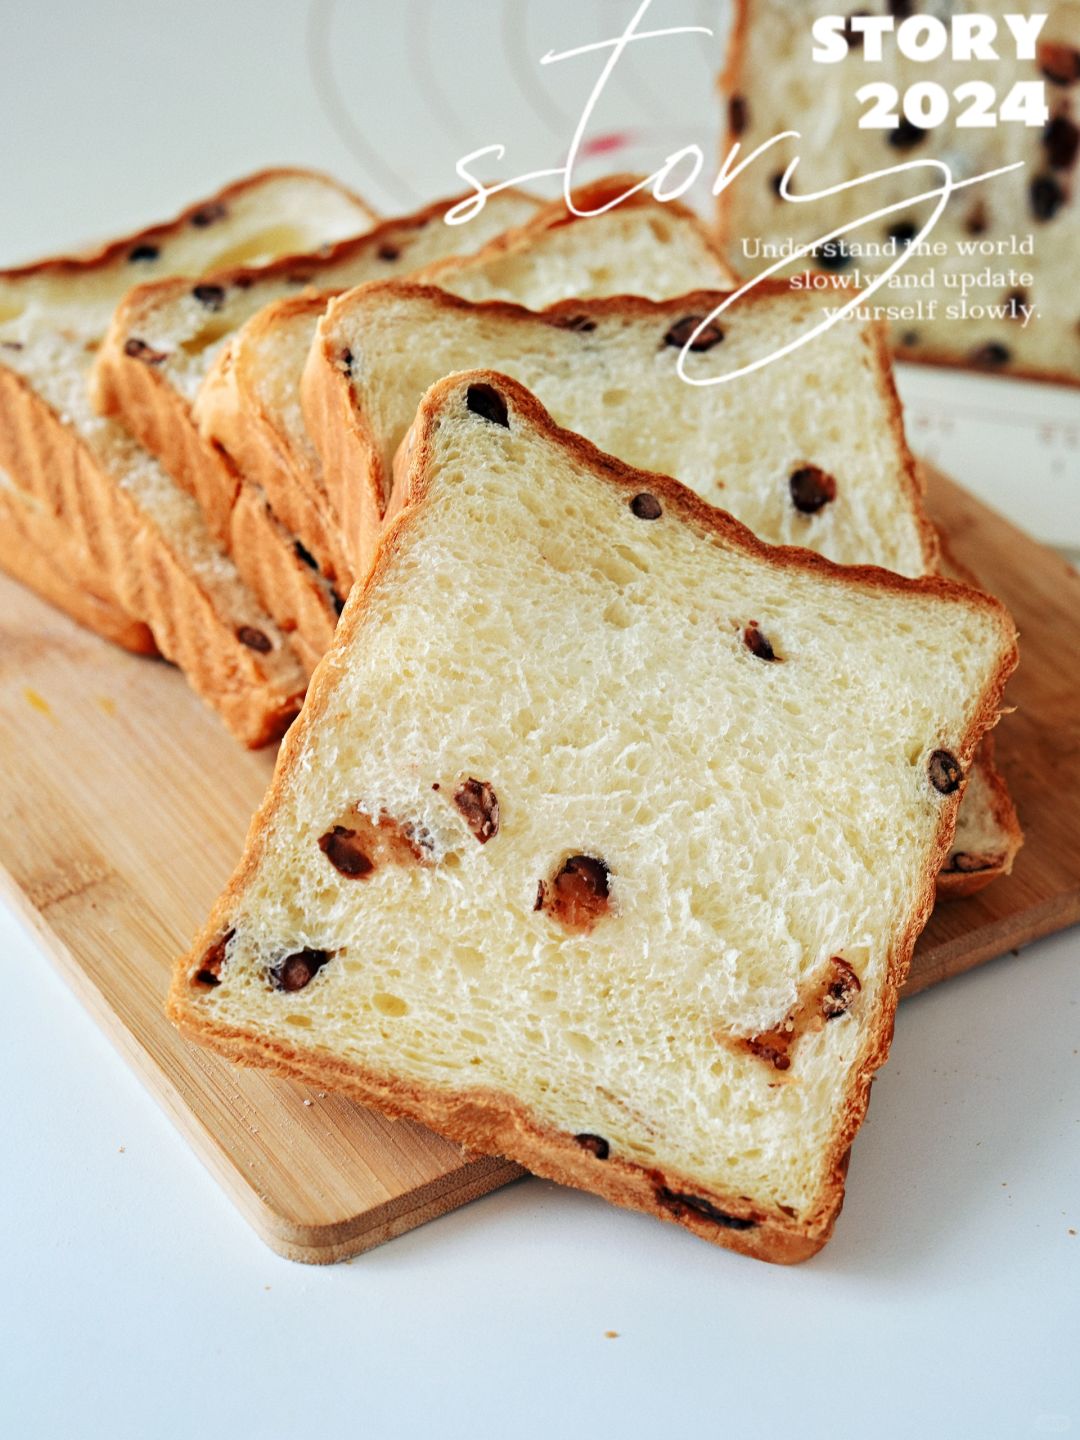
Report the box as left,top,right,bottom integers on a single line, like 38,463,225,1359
941,735,1020,896
0,168,375,743
719,0,1080,387
303,284,1019,894
415,175,737,306
92,191,540,669
307,281,935,580
170,370,1018,1262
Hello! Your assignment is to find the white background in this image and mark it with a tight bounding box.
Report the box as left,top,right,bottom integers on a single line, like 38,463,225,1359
1,4,1078,1437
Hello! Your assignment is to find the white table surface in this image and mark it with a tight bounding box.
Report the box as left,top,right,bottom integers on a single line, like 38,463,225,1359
1,5,1078,1436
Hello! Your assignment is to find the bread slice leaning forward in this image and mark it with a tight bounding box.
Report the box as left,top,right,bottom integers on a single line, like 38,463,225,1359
170,370,1018,1263
304,281,1021,891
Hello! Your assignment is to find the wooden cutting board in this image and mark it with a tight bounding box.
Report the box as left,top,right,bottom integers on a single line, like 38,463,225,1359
1,467,1077,1262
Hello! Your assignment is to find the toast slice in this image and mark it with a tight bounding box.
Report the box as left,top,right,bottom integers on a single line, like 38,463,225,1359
0,168,375,743
303,285,1021,894
170,370,1017,1262
92,191,540,666
718,0,1080,387
415,175,737,306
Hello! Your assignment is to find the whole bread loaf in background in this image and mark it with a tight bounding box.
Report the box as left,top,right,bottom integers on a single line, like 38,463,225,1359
170,370,1018,1262
719,0,1080,387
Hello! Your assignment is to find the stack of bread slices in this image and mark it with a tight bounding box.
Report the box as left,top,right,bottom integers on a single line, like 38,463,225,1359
1,168,1020,1261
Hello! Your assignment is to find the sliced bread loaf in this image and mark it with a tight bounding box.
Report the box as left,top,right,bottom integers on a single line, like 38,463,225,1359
192,177,735,629
170,370,1017,1262
302,284,1020,893
719,0,1080,386
0,168,375,743
91,191,540,670
306,281,935,580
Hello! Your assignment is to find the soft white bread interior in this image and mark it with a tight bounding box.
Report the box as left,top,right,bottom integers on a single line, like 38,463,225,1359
307,281,935,580
0,168,374,742
90,190,540,671
719,0,1080,386
171,370,1017,1262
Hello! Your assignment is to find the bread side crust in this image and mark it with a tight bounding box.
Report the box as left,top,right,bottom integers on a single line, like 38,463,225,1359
0,485,158,655
171,369,1019,1260
0,365,303,746
301,298,388,580
0,167,367,731
198,295,356,591
931,528,1023,894
91,326,241,545
93,333,340,674
228,484,338,678
863,319,939,564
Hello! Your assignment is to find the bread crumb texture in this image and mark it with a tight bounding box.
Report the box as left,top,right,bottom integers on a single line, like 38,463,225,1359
178,375,1014,1233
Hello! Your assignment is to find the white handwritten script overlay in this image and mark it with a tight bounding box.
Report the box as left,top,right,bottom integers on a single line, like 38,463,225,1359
445,0,1031,386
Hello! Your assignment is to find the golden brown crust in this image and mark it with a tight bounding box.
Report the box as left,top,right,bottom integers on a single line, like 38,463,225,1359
301,296,394,580
93,329,340,675
0,486,158,655
863,319,940,570
168,1015,825,1263
0,365,303,747
91,324,240,545
199,295,357,592
171,369,1019,1261
228,484,339,678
